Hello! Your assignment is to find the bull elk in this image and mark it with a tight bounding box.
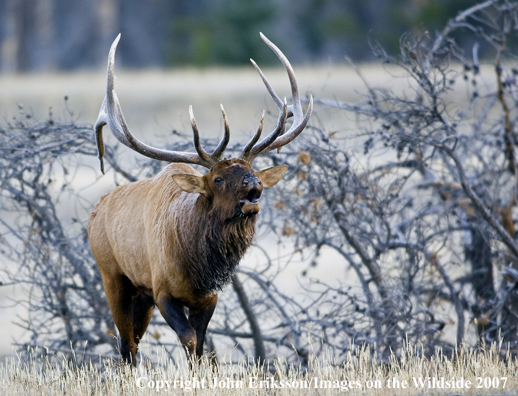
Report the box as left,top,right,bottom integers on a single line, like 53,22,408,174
88,33,312,365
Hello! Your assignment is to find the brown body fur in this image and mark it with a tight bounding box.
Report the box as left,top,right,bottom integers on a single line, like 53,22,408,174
90,164,219,306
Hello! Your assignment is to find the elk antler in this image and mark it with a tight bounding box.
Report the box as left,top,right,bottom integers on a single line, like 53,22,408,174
94,33,311,173
240,32,313,164
94,34,229,172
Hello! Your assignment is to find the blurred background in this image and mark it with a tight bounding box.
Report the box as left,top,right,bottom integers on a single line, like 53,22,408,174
1,0,478,72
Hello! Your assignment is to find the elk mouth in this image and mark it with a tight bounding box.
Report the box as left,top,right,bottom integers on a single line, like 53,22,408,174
240,187,261,216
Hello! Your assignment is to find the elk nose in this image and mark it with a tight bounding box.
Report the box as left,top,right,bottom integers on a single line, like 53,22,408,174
242,175,260,188
243,175,259,187
241,176,262,216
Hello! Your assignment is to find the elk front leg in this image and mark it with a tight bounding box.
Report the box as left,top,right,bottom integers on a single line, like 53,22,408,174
157,295,197,357
188,296,217,358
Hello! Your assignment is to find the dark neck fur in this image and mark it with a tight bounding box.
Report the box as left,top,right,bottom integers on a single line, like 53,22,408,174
179,202,257,296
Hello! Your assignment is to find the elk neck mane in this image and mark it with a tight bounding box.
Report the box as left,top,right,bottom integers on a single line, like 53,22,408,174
187,204,256,296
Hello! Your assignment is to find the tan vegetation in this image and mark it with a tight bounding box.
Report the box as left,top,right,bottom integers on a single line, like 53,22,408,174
1,341,517,395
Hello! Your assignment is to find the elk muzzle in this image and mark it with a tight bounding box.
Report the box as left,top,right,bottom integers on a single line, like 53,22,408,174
240,175,262,216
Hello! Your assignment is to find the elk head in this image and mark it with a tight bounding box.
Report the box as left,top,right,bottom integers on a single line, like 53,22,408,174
172,158,288,221
93,33,313,213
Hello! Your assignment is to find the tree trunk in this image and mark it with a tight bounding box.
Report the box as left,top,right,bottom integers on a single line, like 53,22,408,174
232,274,266,364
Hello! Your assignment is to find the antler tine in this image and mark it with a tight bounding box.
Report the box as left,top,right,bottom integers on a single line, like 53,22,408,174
240,110,265,160
244,33,313,163
94,97,108,173
242,100,287,162
211,104,231,159
249,59,285,113
95,34,213,170
257,95,312,154
189,105,219,168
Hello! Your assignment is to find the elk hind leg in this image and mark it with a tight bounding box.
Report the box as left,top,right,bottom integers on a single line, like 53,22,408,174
132,293,155,350
102,273,138,365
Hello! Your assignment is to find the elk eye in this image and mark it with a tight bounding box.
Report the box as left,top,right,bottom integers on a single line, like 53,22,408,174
214,177,224,185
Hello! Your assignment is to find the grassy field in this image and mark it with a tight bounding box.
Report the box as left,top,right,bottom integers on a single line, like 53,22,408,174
1,341,516,395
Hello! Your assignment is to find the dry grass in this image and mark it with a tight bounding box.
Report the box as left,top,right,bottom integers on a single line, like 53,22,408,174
1,341,516,395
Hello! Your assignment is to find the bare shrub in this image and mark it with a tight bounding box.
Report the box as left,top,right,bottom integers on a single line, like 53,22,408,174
266,0,518,359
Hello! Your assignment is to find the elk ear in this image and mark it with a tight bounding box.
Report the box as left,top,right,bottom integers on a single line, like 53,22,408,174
257,165,288,188
172,174,208,196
